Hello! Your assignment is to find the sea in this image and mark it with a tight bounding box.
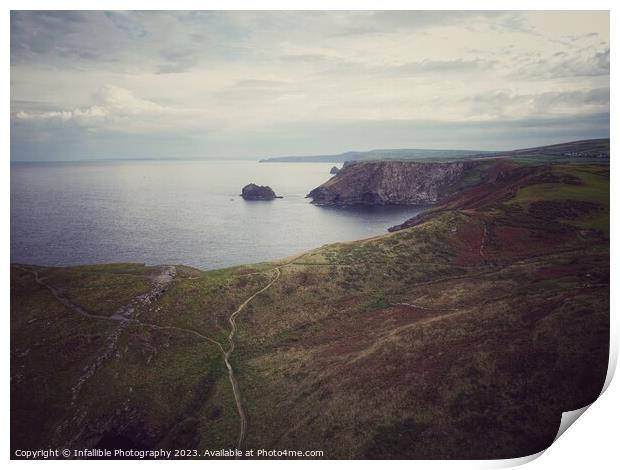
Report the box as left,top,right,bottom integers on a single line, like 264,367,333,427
10,160,426,270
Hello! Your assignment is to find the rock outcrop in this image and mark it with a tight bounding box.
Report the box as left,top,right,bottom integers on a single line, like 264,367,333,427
330,166,340,175
307,160,480,206
241,184,281,200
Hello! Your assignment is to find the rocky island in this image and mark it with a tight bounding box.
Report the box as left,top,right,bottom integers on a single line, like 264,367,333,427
241,183,282,200
307,160,480,206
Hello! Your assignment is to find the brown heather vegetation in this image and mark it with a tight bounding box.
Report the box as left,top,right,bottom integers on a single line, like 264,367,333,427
11,160,609,459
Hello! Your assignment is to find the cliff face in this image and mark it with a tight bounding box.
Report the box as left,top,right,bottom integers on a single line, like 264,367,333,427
307,160,480,206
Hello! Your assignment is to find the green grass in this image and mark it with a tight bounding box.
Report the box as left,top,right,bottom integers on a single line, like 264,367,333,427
511,166,609,207
509,165,609,236
567,213,609,233
33,264,154,316
11,160,609,458
510,155,610,166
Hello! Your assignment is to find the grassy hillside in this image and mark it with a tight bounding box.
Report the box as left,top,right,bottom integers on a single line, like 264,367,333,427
11,160,609,459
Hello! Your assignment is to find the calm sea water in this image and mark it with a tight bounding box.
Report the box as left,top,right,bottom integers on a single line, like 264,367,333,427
11,160,426,270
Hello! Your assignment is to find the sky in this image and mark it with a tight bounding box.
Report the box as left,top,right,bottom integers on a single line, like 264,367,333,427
10,10,610,161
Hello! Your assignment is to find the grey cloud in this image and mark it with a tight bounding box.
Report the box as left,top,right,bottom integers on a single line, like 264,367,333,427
11,99,61,113
550,48,609,78
534,88,609,110
515,47,609,80
467,88,609,119
103,11,148,38
216,79,299,103
349,11,511,33
11,11,227,72
12,11,124,66
158,48,202,73
279,54,495,79
10,11,610,161
230,79,291,89
469,91,530,118
393,58,496,75
560,32,600,44
11,11,86,59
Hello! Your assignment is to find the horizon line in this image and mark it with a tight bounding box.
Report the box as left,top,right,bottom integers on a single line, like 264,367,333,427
9,136,610,164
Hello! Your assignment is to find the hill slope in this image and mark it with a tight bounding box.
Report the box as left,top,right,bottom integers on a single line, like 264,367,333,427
11,160,609,459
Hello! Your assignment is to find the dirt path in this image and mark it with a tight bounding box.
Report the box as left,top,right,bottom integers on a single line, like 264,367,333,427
221,267,281,451
139,267,282,452
18,267,125,321
392,302,436,311
17,263,282,453
479,220,489,260
17,265,177,321
17,265,180,403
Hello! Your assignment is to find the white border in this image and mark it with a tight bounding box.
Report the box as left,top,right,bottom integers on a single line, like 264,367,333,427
3,1,616,469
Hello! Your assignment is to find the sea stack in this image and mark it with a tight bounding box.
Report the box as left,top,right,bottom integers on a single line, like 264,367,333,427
241,183,281,200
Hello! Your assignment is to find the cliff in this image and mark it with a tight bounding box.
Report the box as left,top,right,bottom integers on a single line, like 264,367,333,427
306,160,481,206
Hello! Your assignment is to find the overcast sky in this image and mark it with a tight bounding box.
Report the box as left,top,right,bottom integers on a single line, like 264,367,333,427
10,10,610,161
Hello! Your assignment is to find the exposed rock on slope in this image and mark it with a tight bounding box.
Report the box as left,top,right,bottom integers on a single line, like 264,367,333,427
241,184,281,200
307,160,480,206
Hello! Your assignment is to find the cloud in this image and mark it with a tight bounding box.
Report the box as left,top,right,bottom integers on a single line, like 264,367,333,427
391,58,496,75
91,85,165,114
550,47,610,78
157,48,201,73
534,88,609,112
10,11,610,161
467,87,609,120
516,47,610,79
13,85,170,130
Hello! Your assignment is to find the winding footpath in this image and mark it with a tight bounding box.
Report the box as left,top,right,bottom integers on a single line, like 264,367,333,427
479,220,489,261
16,264,282,453
222,267,281,450
20,268,129,321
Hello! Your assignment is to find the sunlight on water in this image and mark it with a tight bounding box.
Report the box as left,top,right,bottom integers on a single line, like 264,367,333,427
11,160,427,269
